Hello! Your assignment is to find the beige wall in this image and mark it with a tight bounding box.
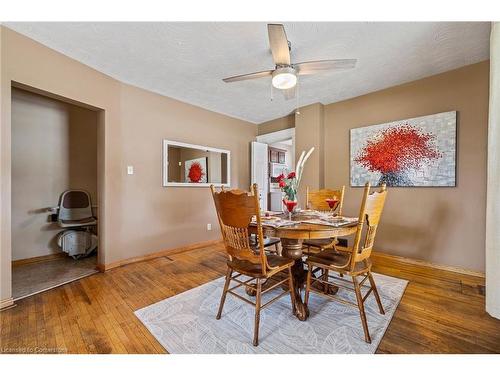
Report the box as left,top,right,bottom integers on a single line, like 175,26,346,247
324,62,489,272
258,108,322,206
117,84,254,258
0,27,256,302
1,27,121,304
258,114,294,135
295,103,325,204
11,88,98,261
257,61,489,272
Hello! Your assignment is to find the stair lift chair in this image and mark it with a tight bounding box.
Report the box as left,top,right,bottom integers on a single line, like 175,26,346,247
54,190,98,259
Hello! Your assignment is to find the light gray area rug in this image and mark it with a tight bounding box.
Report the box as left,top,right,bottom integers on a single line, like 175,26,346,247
135,273,408,354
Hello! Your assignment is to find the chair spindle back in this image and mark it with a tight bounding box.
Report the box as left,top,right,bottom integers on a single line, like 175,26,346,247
350,182,387,270
211,184,267,271
306,186,346,215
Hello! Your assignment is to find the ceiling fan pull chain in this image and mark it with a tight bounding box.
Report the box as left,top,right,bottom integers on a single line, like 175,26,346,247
270,82,274,102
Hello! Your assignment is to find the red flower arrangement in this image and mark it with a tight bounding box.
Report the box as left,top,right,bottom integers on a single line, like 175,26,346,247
276,147,315,216
277,172,295,188
277,171,299,214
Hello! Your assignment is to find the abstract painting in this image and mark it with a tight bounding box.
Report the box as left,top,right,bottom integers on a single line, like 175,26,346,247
185,157,208,183
350,111,456,187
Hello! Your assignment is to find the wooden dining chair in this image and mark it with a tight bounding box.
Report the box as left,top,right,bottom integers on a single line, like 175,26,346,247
249,235,281,255
304,182,387,343
211,183,296,346
247,184,281,255
303,185,345,254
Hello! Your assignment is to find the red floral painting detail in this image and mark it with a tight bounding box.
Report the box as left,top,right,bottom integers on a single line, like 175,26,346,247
187,161,205,183
355,124,442,175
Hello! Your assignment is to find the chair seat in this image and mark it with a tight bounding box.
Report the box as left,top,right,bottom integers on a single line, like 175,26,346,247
307,249,371,274
228,254,293,277
59,217,97,228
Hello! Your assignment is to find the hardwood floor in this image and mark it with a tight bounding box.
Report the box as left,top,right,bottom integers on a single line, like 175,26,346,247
1,243,499,354
371,254,499,353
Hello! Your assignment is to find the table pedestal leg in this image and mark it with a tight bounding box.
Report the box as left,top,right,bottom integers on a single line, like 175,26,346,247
281,238,309,321
245,279,270,297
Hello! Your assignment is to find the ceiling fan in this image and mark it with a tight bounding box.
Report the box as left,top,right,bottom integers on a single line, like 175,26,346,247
222,24,357,100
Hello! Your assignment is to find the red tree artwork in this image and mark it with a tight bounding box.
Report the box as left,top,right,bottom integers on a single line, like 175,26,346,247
354,124,442,186
187,161,205,183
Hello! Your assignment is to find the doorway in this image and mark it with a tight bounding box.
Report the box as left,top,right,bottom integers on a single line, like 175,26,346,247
10,87,100,300
251,128,295,211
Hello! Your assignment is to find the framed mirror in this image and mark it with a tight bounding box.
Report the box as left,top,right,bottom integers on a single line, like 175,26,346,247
162,140,230,187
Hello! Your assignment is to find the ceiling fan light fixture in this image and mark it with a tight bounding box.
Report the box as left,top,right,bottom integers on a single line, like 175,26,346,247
272,67,297,90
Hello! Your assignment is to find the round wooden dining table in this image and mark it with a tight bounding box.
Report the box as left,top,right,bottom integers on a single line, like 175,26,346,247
250,212,358,321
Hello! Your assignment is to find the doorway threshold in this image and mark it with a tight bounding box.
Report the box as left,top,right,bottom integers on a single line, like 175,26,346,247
12,254,98,301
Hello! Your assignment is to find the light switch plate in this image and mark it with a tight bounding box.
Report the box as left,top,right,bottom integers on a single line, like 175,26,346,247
127,166,134,175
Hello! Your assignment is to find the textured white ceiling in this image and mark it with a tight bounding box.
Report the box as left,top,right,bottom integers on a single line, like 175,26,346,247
4,22,491,124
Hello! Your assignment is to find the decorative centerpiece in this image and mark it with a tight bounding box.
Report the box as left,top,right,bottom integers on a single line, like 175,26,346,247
277,147,314,219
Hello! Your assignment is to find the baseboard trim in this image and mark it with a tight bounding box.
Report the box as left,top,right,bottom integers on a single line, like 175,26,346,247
0,297,15,311
97,239,223,271
95,241,484,282
12,252,66,267
372,251,485,280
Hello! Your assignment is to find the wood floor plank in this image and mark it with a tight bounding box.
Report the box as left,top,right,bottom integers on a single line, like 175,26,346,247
61,284,92,353
1,244,499,354
78,277,128,354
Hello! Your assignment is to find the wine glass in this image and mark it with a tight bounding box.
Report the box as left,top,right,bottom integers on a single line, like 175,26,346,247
325,196,339,217
283,199,298,221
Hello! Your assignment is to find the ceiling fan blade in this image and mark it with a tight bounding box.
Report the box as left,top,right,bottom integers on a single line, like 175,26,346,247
282,86,296,100
222,70,273,83
268,24,291,66
295,59,357,75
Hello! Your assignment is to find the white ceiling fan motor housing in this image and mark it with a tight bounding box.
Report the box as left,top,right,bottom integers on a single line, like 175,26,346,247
272,66,297,90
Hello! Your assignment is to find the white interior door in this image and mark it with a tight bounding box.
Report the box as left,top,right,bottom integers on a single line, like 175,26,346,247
251,141,269,210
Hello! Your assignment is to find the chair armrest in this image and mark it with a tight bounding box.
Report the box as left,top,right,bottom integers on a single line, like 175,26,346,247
46,206,59,214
